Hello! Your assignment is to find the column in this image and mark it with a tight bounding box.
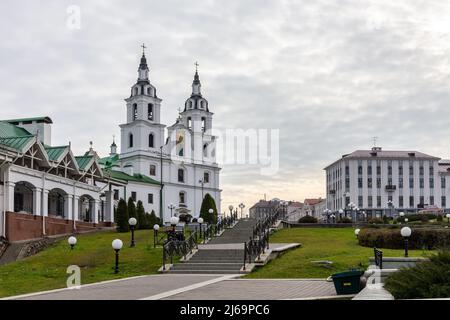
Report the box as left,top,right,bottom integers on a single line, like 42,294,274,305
41,190,49,217
72,195,79,222
64,195,72,221
5,181,15,212
93,200,100,224
104,190,114,223
32,188,42,216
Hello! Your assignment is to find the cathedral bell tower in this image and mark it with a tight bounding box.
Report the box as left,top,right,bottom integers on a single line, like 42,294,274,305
120,45,165,155
179,63,216,163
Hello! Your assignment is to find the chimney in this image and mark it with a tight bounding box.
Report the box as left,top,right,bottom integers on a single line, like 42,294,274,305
10,117,53,146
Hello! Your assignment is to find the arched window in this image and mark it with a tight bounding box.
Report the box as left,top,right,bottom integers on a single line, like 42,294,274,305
147,87,152,96
189,100,193,109
178,168,185,183
203,143,208,157
201,117,206,132
129,133,134,148
204,172,210,183
200,100,205,109
134,87,139,96
133,104,138,121
149,164,156,176
148,104,154,120
149,133,154,148
179,191,186,205
187,117,192,130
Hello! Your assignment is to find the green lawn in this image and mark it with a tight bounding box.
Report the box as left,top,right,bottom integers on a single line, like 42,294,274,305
0,230,163,298
246,228,433,279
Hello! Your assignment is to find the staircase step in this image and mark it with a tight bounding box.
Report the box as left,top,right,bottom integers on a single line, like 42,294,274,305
168,270,242,274
172,263,242,270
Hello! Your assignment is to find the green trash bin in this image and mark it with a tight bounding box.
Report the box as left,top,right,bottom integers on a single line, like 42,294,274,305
331,270,364,295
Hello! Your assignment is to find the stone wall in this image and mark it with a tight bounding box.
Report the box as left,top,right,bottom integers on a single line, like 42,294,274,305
5,212,114,242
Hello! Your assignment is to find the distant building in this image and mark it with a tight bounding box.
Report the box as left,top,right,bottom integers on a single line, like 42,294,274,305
286,201,303,222
324,146,448,218
301,198,325,218
249,199,280,219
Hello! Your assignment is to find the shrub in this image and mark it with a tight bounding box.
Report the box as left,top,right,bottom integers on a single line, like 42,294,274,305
200,193,218,224
298,215,318,223
437,215,443,222
385,251,450,299
337,217,352,224
116,198,129,232
368,217,384,224
358,227,450,249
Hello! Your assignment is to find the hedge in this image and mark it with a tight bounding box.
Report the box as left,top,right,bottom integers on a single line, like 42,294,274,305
298,215,318,223
358,227,450,249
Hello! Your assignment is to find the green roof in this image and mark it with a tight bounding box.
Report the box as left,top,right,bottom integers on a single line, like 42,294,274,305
75,155,93,170
99,154,119,168
0,136,34,152
103,169,160,185
0,121,31,138
5,116,53,124
45,146,68,161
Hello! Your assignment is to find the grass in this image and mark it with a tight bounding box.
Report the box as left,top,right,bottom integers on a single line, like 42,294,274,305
0,229,163,298
245,227,434,279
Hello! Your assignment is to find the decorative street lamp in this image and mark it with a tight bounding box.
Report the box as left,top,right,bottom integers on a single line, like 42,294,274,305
404,218,409,223
198,217,204,242
354,228,361,239
338,209,344,220
153,224,160,248
330,214,336,223
128,217,137,247
238,203,245,219
68,236,77,250
228,205,234,218
170,216,179,231
168,203,176,217
387,200,394,217
112,239,123,274
400,227,412,257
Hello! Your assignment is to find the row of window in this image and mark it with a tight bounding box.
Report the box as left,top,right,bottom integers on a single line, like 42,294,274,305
351,195,446,208
126,191,187,205
353,164,435,176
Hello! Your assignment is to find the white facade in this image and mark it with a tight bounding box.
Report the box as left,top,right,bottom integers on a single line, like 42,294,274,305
325,147,449,217
108,52,221,222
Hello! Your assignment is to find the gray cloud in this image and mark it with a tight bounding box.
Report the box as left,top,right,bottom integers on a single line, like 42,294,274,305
1,0,450,210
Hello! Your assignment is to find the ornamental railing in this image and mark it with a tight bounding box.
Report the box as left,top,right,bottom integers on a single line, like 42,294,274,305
243,230,269,270
162,230,198,271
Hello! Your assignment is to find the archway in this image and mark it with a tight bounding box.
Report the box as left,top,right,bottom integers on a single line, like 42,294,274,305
48,188,67,218
79,194,94,222
14,181,34,214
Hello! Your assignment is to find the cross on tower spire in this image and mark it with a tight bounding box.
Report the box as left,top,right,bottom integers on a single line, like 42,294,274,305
195,61,199,73
141,43,147,55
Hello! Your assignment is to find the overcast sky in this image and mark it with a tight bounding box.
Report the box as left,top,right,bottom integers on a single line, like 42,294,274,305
1,0,450,212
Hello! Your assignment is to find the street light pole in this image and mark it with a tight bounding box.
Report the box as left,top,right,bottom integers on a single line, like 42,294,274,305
128,217,137,247
401,227,412,257
159,145,164,223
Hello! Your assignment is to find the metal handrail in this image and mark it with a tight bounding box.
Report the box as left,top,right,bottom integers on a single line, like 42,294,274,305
162,229,199,270
243,230,269,270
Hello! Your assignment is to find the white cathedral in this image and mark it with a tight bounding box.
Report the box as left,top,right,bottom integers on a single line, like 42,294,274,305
0,48,221,242
102,50,222,221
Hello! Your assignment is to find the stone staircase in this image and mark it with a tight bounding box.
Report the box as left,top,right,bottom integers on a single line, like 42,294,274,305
166,218,258,274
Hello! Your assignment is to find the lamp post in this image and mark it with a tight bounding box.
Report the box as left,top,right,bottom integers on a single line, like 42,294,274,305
238,203,245,219
228,205,234,218
399,211,405,224
153,224,160,248
330,214,336,223
128,217,137,247
168,203,176,217
338,209,344,220
112,239,123,274
400,227,412,257
198,217,204,243
354,228,360,239
68,236,77,250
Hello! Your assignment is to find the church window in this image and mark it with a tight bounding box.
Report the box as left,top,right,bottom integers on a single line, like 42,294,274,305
131,192,137,202
129,133,134,148
203,143,208,157
133,104,138,120
148,104,154,120
187,117,192,130
148,193,153,204
179,191,186,204
134,87,139,96
204,172,210,183
150,164,156,176
201,117,206,132
201,101,205,109
178,148,184,156
178,168,185,183
149,133,154,148
189,100,193,109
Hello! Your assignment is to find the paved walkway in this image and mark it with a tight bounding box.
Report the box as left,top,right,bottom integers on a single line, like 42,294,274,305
5,275,339,300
